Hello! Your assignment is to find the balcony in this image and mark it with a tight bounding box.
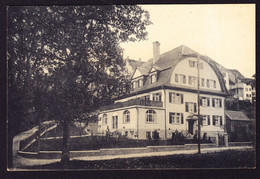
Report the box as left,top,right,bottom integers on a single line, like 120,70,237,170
100,99,163,111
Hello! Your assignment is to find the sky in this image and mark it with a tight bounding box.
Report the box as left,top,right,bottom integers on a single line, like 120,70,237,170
120,4,255,78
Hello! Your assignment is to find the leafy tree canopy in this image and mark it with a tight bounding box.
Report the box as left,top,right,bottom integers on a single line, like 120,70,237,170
8,5,152,125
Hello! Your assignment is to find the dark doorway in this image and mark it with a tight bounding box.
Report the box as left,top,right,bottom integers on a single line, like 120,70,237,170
188,120,194,135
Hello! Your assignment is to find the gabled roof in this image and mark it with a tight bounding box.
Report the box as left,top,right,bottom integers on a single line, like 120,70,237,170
126,59,145,70
137,67,150,76
225,110,251,121
129,45,228,95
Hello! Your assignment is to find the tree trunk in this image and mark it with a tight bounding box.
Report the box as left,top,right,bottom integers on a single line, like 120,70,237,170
61,119,70,168
36,112,42,153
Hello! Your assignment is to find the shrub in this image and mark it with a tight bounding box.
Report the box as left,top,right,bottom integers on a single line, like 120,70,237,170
152,130,160,140
168,130,186,145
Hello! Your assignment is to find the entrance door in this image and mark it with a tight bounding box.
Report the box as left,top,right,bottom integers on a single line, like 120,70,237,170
188,120,194,135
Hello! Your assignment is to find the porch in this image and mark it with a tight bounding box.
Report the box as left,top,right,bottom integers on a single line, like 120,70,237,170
100,99,163,111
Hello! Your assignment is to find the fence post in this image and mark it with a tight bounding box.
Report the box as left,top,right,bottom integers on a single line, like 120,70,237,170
224,133,229,147
215,132,219,147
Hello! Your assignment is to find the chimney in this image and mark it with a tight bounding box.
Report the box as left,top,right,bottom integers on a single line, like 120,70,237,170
153,41,160,64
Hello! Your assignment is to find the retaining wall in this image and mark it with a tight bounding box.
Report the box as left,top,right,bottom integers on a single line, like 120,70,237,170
18,143,218,159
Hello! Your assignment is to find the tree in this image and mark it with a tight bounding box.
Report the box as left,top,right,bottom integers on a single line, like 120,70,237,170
8,5,151,168
225,97,255,119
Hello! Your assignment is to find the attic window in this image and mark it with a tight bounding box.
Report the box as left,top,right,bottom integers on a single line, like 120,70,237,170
151,74,157,84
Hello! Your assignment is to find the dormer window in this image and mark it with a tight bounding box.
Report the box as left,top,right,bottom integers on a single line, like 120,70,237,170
138,79,143,87
151,73,157,84
131,77,144,89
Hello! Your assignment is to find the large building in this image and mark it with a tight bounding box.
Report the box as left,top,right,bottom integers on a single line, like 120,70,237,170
98,42,229,140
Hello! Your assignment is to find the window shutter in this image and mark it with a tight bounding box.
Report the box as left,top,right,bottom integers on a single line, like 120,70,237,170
189,76,191,84
183,75,186,83
169,113,172,124
207,98,210,106
220,116,223,126
212,99,215,107
220,99,222,108
208,115,210,125
199,98,202,106
194,103,197,113
213,116,216,125
159,94,162,102
169,92,172,103
181,94,183,104
185,102,188,112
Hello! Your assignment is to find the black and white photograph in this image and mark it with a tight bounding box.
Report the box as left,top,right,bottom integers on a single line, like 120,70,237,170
6,4,256,170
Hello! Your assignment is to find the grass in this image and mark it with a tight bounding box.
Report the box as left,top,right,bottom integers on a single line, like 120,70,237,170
24,149,255,169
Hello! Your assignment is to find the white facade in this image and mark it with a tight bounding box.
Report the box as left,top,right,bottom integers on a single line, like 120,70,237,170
230,82,252,102
98,45,227,139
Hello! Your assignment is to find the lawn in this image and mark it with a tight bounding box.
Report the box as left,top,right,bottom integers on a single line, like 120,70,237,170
24,149,255,169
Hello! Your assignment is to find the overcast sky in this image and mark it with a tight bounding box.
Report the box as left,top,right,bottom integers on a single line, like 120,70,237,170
120,4,255,78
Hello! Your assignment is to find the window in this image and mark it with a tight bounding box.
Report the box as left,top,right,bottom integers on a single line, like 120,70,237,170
202,115,207,125
213,115,223,126
152,93,162,102
102,114,107,125
206,79,216,88
246,94,249,97
202,115,210,126
140,95,150,101
146,131,151,139
151,74,157,84
169,92,183,104
189,60,196,67
183,75,186,84
189,60,203,69
201,78,205,87
189,76,197,85
212,98,222,108
200,97,210,107
249,88,251,91
137,80,140,88
246,88,248,91
169,112,184,124
213,80,216,88
135,81,139,88
185,102,197,113
213,115,219,126
125,131,128,137
207,79,210,87
112,116,118,129
175,74,186,84
123,110,130,123
146,110,156,122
